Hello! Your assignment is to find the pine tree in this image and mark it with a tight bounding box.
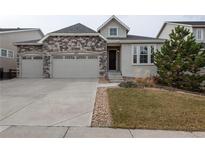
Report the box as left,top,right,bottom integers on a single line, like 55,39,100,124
155,26,205,91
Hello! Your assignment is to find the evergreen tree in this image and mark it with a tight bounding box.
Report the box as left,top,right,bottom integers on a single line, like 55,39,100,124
155,26,205,91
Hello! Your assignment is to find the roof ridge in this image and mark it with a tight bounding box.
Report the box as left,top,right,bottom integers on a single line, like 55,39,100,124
97,15,130,32
51,23,97,34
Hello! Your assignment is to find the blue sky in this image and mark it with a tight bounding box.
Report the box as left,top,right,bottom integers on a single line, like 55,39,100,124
0,15,205,37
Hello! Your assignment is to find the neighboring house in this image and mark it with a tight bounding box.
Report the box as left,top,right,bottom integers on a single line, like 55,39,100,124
0,28,44,79
15,15,164,80
157,21,205,74
157,21,205,43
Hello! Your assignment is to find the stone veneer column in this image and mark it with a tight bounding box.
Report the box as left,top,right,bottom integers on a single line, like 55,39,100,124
43,55,51,78
99,51,108,78
16,54,22,77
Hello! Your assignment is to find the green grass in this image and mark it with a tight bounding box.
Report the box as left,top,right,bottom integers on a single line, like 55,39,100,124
107,88,205,131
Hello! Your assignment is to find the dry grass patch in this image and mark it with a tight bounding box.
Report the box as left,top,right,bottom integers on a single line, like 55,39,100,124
107,88,205,131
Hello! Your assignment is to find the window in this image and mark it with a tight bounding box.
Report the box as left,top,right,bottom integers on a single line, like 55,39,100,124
22,56,32,59
76,55,86,59
151,46,154,63
33,56,42,60
132,45,156,65
109,28,118,36
1,49,7,57
132,46,137,64
195,29,203,40
88,55,98,59
140,46,148,63
53,55,63,59
65,55,75,59
8,51,14,58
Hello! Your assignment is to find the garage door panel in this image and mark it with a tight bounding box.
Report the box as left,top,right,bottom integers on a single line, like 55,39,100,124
53,59,99,78
22,60,43,78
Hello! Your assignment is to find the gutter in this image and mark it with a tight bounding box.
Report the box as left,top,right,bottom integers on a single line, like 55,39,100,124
107,39,165,44
13,42,43,46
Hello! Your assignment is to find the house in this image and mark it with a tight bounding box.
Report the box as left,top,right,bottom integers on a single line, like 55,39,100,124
157,21,205,44
0,28,44,79
157,21,205,74
15,15,164,80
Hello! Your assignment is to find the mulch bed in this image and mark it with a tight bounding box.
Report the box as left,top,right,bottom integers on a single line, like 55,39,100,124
91,88,112,127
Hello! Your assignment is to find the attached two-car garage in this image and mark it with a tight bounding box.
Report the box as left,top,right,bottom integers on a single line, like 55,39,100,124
21,54,99,78
52,55,99,78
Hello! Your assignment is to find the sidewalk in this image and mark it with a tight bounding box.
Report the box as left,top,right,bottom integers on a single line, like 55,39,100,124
0,126,205,138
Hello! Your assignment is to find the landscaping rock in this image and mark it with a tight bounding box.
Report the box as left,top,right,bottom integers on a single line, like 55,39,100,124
91,88,112,127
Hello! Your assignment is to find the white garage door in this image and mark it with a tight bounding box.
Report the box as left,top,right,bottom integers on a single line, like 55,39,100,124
53,55,99,78
22,56,43,78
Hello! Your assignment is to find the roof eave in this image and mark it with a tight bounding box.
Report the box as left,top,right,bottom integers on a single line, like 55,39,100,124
156,22,193,38
38,32,108,43
97,15,130,32
14,43,43,46
0,28,43,35
107,39,165,44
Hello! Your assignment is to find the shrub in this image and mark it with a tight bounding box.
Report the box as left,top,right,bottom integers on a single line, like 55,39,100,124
135,77,156,87
119,81,138,88
155,26,205,92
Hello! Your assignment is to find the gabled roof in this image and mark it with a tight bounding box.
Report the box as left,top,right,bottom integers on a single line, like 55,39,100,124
157,21,205,38
51,23,97,34
168,21,205,26
97,15,130,32
0,28,32,32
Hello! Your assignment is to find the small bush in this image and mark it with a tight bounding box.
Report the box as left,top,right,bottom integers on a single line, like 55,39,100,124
135,77,157,87
119,81,138,88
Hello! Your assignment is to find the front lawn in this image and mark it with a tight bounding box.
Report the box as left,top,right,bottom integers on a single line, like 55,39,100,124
107,88,205,131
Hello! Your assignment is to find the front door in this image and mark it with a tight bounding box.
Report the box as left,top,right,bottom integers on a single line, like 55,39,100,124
109,50,116,70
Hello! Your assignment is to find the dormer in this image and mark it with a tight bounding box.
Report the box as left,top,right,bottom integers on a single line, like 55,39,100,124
97,15,130,39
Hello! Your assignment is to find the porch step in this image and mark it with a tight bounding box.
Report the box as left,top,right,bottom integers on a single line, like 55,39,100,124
108,72,124,83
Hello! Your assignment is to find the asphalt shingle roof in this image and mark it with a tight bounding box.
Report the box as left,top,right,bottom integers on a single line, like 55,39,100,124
51,23,97,34
15,39,41,44
169,21,205,26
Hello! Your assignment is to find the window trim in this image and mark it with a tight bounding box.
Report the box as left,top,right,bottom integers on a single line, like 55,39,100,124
0,48,15,59
196,29,204,41
132,45,156,66
108,27,118,37
132,46,138,65
8,50,14,58
0,48,8,57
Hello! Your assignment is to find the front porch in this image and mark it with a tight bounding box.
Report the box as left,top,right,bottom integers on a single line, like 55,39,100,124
107,45,123,82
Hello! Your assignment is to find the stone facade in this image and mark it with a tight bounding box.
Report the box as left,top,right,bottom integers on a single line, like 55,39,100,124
17,35,107,78
17,45,43,54
43,36,107,52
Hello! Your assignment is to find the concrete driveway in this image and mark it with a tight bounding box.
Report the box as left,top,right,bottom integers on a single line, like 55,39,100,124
0,79,97,126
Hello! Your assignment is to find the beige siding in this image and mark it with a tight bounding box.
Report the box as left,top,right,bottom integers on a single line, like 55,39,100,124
121,44,162,78
99,19,127,38
0,30,42,51
0,57,16,71
0,30,43,72
158,23,192,39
